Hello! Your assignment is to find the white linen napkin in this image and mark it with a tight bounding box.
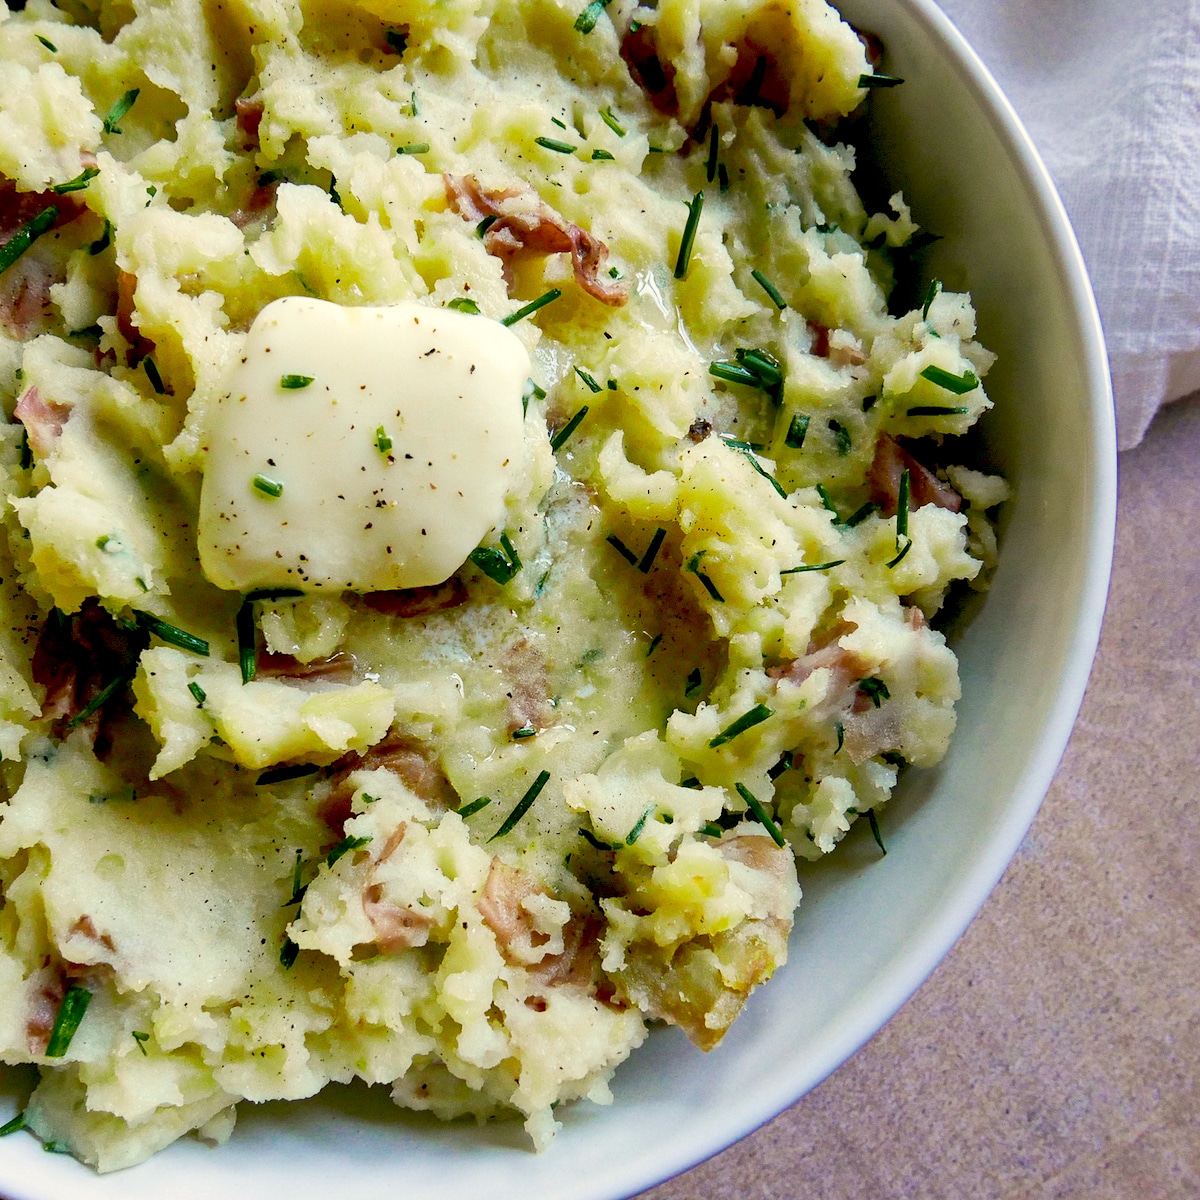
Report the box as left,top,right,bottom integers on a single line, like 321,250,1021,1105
936,0,1200,449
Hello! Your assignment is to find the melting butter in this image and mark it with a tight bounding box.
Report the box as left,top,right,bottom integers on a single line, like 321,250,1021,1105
198,297,531,593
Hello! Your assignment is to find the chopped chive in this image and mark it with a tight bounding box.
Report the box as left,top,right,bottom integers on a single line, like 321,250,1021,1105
685,551,724,602
710,361,761,388
43,1141,72,1154
710,703,773,748
607,378,617,390
252,473,283,498
865,807,887,855
469,535,521,584
785,413,810,449
705,123,719,184
244,587,304,602
701,822,723,838
188,681,206,706
489,769,551,841
919,364,978,394
681,777,702,789
896,468,910,546
591,148,615,161
535,136,577,155
501,287,562,327
384,29,407,53
447,297,480,315
45,986,91,1057
673,191,704,280
550,404,588,452
131,1030,150,1056
835,721,845,754
102,88,140,135
457,796,492,818
18,429,31,470
646,632,663,656
396,142,429,155
375,426,392,453
327,834,371,868
236,599,256,682
410,90,419,116
886,539,913,569
768,750,794,780
684,667,702,697
86,218,112,256
65,671,131,730
858,677,890,707
51,167,99,195
907,404,971,416
781,559,845,574
858,73,904,88
36,34,57,51
256,763,319,785
574,367,602,393
280,937,299,969
0,1113,25,1137
511,723,537,740
134,610,210,656
638,527,666,573
829,419,852,456
606,534,638,566
816,483,840,515
734,782,786,848
283,850,306,907
881,750,908,768
751,269,786,310
737,347,783,387
573,0,612,33
843,501,880,528
280,374,313,389
551,117,567,129
599,106,626,137
721,437,786,499
524,377,547,403
718,162,730,193
580,827,618,852
477,214,499,237
143,357,166,394
625,806,653,845
921,279,942,319
0,206,57,275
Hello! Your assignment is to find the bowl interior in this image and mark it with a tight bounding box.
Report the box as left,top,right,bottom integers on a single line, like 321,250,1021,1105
0,1,1115,1197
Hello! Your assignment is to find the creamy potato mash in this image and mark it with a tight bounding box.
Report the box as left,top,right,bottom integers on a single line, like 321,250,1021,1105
0,0,1006,1172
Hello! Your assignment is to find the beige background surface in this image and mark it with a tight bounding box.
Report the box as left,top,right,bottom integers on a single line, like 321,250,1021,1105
638,396,1200,1200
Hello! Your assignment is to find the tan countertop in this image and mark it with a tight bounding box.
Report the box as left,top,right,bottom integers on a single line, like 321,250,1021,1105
638,395,1200,1200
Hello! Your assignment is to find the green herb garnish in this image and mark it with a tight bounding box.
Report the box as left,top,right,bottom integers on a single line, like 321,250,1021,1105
843,501,880,528
829,419,852,456
606,534,638,566
143,357,166,394
721,437,787,499
448,297,480,313
131,1030,150,1056
65,671,131,730
684,668,702,697
384,29,407,53
102,88,140,135
375,426,392,453
685,550,724,602
710,361,760,388
511,723,537,740
907,404,971,418
599,107,626,137
896,467,911,549
45,986,91,1057
781,559,845,574
591,148,615,161
477,214,499,237
280,938,299,969
816,484,839,516
535,136,577,155
0,1113,25,1136
918,364,978,395
881,751,907,768
580,827,618,852
768,750,794,780
785,413,810,449
866,808,887,855
710,703,773,748
835,721,845,754
734,783,786,848
186,680,206,708
886,539,912,569
700,822,722,838
457,796,492,818
236,599,256,682
646,632,662,656
858,73,904,88
673,191,704,280
88,219,113,256
921,279,942,319
134,611,209,656
0,206,57,276
625,806,653,845
252,473,283,497
280,374,313,389
751,268,786,310
489,769,551,841
574,367,602,393
550,404,588,452
51,167,99,195
858,677,890,707
573,0,612,33
638,527,666,573
469,532,522,584
718,162,730,193
327,834,371,868
396,142,429,155
36,35,57,51
256,763,319,786
705,123,719,184
501,287,562,327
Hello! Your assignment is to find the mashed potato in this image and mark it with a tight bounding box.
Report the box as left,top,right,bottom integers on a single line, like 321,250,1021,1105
0,0,1007,1172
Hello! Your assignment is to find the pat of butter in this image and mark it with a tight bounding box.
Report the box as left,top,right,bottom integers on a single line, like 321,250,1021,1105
197,297,531,593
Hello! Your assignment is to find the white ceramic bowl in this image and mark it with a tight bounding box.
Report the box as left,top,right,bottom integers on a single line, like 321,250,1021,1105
0,1,1116,1196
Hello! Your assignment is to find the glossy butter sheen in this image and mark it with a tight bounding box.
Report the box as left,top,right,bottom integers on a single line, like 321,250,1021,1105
197,297,531,592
